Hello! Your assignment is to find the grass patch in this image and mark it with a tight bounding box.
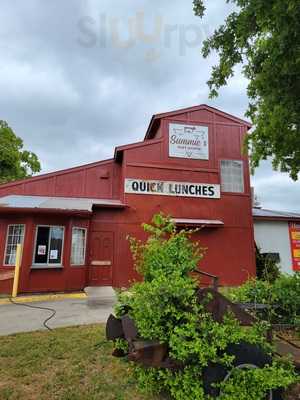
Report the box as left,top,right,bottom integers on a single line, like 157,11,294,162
0,324,162,400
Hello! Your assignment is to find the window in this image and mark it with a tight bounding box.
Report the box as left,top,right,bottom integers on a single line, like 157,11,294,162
4,224,25,265
71,228,87,265
262,253,280,263
220,160,244,193
33,226,64,266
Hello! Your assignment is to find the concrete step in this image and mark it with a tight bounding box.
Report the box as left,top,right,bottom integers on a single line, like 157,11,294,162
84,286,116,308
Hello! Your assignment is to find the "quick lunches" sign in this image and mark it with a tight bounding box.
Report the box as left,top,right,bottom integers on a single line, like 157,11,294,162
125,179,220,199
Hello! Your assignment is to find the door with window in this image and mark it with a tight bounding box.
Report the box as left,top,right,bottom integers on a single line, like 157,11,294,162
89,231,113,286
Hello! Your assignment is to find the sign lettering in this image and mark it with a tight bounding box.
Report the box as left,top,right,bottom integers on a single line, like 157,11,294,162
125,179,220,199
289,223,300,271
169,123,209,160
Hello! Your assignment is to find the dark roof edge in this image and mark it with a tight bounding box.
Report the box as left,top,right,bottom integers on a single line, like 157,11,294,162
253,215,300,222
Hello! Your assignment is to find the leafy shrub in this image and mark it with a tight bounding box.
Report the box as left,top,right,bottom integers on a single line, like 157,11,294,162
227,273,300,326
273,273,300,326
227,279,272,305
217,359,296,400
114,213,298,399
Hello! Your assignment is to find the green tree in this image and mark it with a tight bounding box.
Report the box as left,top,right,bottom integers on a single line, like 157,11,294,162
0,120,41,184
193,0,300,180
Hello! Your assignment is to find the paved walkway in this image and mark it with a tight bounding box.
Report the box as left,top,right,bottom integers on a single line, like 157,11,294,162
0,298,114,336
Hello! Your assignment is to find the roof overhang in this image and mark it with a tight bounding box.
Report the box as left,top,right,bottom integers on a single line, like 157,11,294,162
252,208,300,222
0,207,92,217
172,218,224,228
0,195,127,215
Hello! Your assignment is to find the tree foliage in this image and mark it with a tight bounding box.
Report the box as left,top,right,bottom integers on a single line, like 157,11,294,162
0,120,41,184
193,0,300,179
114,214,298,399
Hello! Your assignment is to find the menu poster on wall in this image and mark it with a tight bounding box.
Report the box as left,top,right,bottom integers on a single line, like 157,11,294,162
289,223,300,271
169,123,209,160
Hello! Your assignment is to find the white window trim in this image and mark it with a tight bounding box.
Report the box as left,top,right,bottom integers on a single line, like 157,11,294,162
32,225,65,268
3,224,25,266
71,227,87,266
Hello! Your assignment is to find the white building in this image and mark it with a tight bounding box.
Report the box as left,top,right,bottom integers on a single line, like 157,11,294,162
253,208,300,274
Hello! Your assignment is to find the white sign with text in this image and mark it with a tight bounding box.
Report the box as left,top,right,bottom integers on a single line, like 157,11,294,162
125,178,220,199
169,123,209,160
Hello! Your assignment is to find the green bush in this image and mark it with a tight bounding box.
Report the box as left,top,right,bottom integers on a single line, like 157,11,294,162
114,214,298,399
273,273,300,326
227,273,300,326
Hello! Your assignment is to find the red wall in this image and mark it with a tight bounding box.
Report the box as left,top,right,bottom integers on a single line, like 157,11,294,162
0,160,122,200
0,214,90,294
0,105,255,293
102,107,255,287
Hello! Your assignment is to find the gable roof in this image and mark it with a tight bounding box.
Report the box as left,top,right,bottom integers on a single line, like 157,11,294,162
144,104,252,140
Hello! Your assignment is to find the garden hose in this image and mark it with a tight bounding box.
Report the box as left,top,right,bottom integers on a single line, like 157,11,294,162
9,297,56,331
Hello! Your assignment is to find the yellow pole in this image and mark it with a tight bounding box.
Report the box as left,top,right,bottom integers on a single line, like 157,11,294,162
12,244,22,298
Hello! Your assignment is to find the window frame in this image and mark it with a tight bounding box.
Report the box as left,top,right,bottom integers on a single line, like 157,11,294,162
70,227,87,266
3,224,26,267
220,159,245,194
32,225,65,268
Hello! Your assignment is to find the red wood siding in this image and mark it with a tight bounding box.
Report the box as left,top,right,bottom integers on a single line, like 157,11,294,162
0,105,255,293
0,160,119,199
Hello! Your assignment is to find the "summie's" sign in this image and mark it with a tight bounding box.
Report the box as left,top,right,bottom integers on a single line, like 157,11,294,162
125,179,220,199
169,123,209,160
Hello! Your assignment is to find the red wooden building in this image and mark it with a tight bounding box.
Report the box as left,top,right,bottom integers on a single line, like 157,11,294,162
0,104,255,294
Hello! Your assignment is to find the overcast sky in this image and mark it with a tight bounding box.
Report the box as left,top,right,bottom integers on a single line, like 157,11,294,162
1,0,299,211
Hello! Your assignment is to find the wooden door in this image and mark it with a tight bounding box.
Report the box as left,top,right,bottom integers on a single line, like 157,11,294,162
89,231,113,286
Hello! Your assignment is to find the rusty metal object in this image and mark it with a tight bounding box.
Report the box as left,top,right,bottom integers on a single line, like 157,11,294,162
106,314,124,340
121,315,138,341
108,287,257,367
283,382,300,399
238,303,273,311
197,288,256,326
274,334,300,370
107,286,300,371
193,269,219,291
128,340,168,367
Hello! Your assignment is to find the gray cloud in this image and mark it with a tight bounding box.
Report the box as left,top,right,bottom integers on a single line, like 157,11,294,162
251,161,300,212
0,0,299,211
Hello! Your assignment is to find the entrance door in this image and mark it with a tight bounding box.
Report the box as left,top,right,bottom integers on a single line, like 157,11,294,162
89,231,113,286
